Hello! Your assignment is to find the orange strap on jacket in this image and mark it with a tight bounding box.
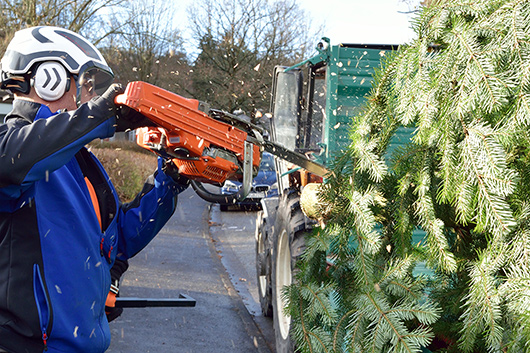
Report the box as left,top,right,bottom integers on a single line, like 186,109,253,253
84,176,102,230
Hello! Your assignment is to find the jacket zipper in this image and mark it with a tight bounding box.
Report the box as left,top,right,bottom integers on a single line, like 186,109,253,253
42,331,48,351
33,264,51,351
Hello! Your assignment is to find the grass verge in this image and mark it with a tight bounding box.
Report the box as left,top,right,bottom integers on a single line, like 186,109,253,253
88,139,157,203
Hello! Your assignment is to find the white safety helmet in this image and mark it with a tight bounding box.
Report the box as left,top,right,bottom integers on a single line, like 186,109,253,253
0,26,114,104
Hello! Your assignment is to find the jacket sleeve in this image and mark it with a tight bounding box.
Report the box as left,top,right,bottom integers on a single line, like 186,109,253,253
117,157,189,259
0,98,116,191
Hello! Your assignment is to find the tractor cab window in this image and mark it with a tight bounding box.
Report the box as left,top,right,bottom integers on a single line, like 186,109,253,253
270,67,302,152
301,65,326,151
270,65,327,155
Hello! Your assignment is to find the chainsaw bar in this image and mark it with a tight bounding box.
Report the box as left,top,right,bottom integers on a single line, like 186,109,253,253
257,139,329,177
208,108,329,177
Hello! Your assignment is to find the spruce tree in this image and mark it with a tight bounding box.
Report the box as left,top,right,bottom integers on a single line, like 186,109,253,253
286,0,530,352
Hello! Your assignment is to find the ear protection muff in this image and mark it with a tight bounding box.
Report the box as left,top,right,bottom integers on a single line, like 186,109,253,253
32,62,70,101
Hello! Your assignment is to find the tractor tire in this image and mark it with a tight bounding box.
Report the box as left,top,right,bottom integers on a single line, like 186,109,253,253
255,210,273,317
271,189,310,353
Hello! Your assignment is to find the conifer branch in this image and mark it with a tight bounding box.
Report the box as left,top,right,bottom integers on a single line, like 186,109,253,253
459,244,506,350
287,1,530,351
363,292,416,353
330,310,352,352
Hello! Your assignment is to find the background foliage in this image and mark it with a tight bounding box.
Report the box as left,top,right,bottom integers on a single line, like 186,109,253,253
0,0,319,116
287,0,530,352
188,0,318,116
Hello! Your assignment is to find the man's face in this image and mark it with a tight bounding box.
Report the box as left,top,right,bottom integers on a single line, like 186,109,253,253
78,72,98,105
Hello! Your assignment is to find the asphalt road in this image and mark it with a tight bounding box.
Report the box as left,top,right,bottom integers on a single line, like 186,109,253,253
209,203,275,350
107,188,274,353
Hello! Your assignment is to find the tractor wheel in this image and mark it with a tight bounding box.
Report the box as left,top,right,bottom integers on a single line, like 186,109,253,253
271,189,310,353
255,210,273,317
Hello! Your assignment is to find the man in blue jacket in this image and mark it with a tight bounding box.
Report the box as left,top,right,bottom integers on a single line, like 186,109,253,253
0,26,189,352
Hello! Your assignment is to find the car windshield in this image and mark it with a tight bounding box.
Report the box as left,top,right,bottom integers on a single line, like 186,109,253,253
259,153,275,172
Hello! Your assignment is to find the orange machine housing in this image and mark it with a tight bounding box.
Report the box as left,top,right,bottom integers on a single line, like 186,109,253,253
115,81,261,184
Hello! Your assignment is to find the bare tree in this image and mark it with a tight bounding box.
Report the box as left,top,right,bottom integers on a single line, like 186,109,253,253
187,0,321,115
0,0,124,53
101,0,191,93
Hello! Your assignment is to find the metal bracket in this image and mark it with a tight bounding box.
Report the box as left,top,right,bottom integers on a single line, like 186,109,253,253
234,140,254,201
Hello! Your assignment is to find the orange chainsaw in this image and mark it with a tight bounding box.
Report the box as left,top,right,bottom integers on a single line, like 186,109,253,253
115,81,327,202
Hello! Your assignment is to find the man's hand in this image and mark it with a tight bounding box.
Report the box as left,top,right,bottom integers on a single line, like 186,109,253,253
99,84,154,132
105,259,129,323
105,288,122,323
115,105,154,132
100,83,124,104
162,159,190,186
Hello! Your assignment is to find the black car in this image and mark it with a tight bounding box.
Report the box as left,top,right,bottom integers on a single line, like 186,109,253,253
220,152,278,211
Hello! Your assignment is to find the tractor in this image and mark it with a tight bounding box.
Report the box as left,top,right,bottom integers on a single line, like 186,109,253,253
255,38,400,352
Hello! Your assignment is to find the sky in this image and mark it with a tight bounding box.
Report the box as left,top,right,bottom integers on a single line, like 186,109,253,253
298,0,420,45
176,0,421,55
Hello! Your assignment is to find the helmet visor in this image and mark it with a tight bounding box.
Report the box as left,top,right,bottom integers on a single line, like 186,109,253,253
76,63,114,105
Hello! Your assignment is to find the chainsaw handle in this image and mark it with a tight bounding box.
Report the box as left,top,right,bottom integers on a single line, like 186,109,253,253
190,141,254,204
190,181,241,204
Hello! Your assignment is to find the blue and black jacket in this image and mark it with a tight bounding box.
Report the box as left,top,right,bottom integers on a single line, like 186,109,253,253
0,97,188,352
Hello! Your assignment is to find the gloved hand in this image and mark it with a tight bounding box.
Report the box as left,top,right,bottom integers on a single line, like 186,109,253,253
115,105,154,132
98,84,154,132
92,83,123,117
99,83,124,103
162,159,190,186
105,285,122,323
105,259,129,323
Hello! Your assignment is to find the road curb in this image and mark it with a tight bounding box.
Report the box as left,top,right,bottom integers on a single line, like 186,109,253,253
207,204,273,353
